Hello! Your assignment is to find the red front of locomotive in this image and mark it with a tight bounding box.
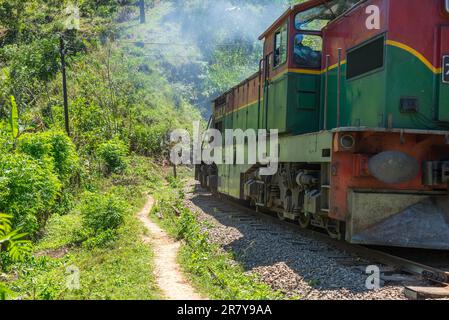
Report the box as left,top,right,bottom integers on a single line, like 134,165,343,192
324,0,449,249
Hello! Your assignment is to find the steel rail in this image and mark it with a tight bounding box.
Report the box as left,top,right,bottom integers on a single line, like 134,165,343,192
214,192,449,286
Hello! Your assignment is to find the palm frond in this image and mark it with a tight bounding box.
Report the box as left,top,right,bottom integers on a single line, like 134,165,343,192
0,214,32,263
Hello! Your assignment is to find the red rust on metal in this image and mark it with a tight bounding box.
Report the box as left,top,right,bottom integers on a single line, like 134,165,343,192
329,131,449,222
404,285,449,300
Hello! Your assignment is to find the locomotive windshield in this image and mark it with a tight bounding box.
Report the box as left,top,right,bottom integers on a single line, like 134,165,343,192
294,0,359,30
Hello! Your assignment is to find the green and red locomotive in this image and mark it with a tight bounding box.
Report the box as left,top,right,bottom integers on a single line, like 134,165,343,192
196,0,449,250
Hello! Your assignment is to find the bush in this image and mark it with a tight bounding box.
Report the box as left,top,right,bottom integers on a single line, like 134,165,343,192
0,39,60,82
17,131,79,186
0,282,10,300
97,137,128,174
82,229,117,249
62,98,109,156
0,214,33,269
71,225,118,249
0,123,14,154
80,193,126,234
129,124,167,156
0,39,61,107
0,153,61,235
17,132,52,163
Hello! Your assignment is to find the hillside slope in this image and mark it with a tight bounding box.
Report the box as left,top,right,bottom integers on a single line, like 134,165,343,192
0,0,294,300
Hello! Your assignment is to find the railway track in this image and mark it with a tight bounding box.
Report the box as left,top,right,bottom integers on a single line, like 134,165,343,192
188,184,449,300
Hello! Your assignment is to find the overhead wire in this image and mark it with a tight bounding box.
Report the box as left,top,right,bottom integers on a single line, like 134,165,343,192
116,40,259,48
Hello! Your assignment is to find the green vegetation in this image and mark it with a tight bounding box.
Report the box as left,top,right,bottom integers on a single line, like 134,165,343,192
81,192,126,234
151,177,283,300
78,192,127,248
97,138,128,175
0,0,306,300
0,0,198,300
8,96,18,140
0,214,32,264
0,152,61,235
1,156,164,300
17,131,80,185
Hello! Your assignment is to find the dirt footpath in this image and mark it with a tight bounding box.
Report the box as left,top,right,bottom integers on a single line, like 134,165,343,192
138,196,205,300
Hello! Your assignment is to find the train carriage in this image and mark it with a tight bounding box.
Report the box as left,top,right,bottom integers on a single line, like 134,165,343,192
197,0,449,250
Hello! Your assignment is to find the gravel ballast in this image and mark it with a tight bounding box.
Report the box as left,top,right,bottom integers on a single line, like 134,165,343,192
184,184,429,300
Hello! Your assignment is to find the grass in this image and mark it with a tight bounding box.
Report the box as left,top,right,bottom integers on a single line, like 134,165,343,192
2,162,283,300
34,214,83,252
150,175,284,300
1,156,164,300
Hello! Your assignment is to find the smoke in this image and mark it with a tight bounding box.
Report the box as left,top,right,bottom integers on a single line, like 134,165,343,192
128,0,294,115
166,0,290,51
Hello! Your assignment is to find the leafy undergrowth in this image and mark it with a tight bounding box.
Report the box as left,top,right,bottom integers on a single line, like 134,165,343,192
1,156,164,300
151,175,284,300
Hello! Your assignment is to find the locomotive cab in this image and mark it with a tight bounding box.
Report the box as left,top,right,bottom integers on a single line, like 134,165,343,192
258,0,359,136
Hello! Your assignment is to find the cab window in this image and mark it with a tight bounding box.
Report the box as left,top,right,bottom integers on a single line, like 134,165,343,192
294,34,322,69
273,24,287,67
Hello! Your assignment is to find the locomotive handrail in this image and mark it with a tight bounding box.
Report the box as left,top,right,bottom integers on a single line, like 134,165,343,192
324,54,330,131
331,127,449,135
200,115,214,151
263,51,274,130
257,58,264,130
337,48,342,128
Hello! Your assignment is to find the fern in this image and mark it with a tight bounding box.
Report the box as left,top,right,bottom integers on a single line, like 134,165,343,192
0,214,32,262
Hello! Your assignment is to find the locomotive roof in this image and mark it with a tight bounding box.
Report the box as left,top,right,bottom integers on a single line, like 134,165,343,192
258,0,362,40
211,71,259,103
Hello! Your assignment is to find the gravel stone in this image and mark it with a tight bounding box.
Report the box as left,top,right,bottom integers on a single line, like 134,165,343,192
184,183,431,300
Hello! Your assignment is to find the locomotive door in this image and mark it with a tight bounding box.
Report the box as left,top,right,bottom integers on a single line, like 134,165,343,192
262,53,272,129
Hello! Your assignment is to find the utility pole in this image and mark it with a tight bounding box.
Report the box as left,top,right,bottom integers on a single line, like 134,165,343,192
139,0,146,24
173,163,177,179
60,35,70,136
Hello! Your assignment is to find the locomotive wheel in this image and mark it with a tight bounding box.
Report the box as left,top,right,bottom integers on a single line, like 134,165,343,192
298,212,311,229
277,212,286,221
325,219,343,240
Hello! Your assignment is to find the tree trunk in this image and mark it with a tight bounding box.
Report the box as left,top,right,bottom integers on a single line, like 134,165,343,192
139,0,146,24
